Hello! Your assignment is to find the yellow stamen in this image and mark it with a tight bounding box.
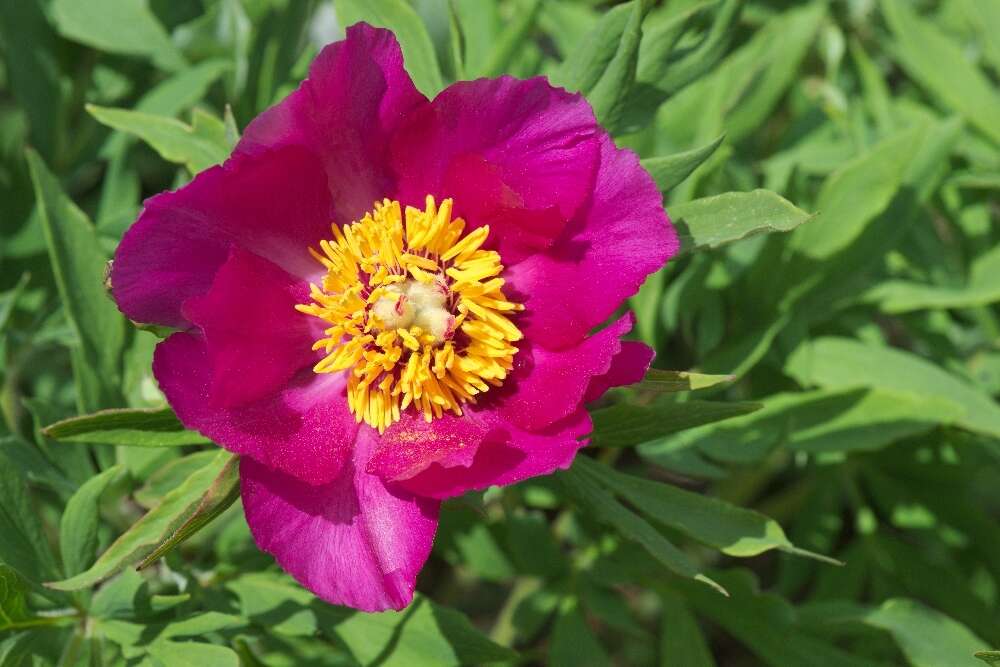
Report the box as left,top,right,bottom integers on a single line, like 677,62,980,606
298,197,523,432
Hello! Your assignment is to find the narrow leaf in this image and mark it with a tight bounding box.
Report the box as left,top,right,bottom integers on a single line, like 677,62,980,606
670,190,813,256
44,407,209,448
641,135,726,194
46,452,234,591
60,465,124,577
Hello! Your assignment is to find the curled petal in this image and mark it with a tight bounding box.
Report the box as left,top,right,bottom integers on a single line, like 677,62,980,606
506,135,679,350
391,76,601,263
112,146,331,328
241,430,439,612
238,22,427,225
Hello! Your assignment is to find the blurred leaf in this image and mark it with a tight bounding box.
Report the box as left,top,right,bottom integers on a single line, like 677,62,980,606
670,190,813,257
51,0,187,71
0,2,64,161
554,0,645,131
864,599,988,667
0,565,34,632
475,0,542,78
882,0,1000,145
976,652,1000,666
559,463,727,595
866,245,1000,313
60,465,123,577
88,105,230,174
0,450,60,583
136,454,240,570
326,594,517,667
591,399,761,448
146,641,240,667
676,570,873,667
642,135,725,194
549,596,611,666
26,149,126,411
787,338,1000,446
44,407,209,447
46,451,233,591
639,369,735,393
335,0,445,96
576,457,835,562
659,591,716,667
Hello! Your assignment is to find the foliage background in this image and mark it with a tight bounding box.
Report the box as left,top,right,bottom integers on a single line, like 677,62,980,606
1,0,999,665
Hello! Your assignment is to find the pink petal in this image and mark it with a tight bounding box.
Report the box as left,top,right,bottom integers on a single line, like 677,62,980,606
237,23,427,226
505,135,679,350
390,76,601,264
112,146,331,328
496,313,640,432
396,409,591,500
180,247,320,408
366,413,494,483
153,332,355,486
584,341,655,403
240,430,439,612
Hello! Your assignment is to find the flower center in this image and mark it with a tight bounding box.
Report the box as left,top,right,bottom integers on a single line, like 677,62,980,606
297,196,524,432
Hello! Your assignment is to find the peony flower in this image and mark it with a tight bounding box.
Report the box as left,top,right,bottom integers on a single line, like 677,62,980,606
111,23,678,612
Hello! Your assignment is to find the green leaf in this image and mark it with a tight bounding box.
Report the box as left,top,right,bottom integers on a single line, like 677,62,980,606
882,0,1000,145
145,641,240,667
226,573,317,637
675,570,873,667
786,337,1000,445
669,190,813,257
51,0,187,72
325,594,518,667
136,454,240,570
976,651,1000,666
0,2,64,161
334,0,445,97
0,566,34,632
558,464,726,595
0,451,60,583
864,599,989,667
591,399,762,448
46,452,234,591
658,591,716,667
87,106,230,175
641,135,726,194
43,407,209,448
640,0,743,95
865,245,1000,313
641,388,964,468
475,0,542,77
60,465,124,577
549,596,611,667
576,457,836,562
638,369,735,393
554,0,646,131
26,149,126,411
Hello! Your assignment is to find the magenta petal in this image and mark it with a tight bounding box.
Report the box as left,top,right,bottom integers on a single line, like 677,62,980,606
506,135,679,350
237,23,427,225
112,146,331,328
584,341,654,403
497,313,638,432
366,414,494,482
181,247,318,408
153,333,355,486
241,430,439,612
397,410,591,500
391,76,601,263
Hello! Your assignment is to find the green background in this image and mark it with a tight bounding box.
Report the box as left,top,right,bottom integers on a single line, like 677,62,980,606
1,0,999,665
